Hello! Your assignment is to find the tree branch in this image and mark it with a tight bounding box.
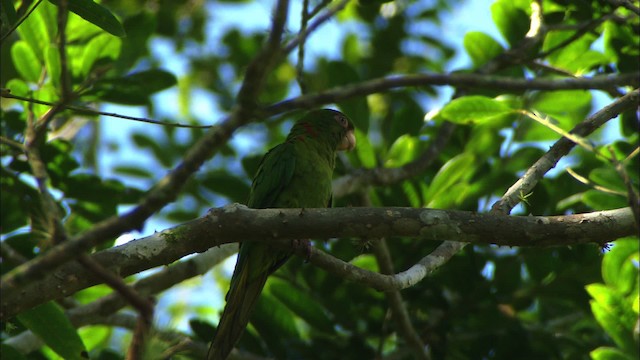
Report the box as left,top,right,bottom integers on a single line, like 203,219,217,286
263,72,640,115
0,0,289,297
372,239,430,360
492,89,640,214
282,0,350,54
0,90,210,128
1,206,634,320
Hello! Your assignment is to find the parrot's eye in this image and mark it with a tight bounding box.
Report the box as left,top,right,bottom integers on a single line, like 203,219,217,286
335,115,348,128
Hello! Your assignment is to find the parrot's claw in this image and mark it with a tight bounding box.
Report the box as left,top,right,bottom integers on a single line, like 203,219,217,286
292,239,312,262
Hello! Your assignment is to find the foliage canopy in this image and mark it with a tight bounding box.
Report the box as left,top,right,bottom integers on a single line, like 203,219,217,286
1,0,638,359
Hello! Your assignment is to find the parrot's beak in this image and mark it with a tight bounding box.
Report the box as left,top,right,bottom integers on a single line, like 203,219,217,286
338,129,356,151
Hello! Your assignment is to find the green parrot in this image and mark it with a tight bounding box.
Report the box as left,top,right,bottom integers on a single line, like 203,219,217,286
207,109,356,360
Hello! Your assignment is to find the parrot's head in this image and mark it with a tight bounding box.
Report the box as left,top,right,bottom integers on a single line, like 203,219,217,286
291,109,356,152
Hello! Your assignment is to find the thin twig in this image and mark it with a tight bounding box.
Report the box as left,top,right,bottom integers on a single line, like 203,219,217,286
283,0,350,54
296,0,310,94
308,0,332,19
0,136,25,151
1,91,210,128
373,239,430,360
566,168,627,196
77,254,154,360
536,13,615,59
605,0,640,15
0,242,29,266
609,146,640,228
491,89,640,214
0,0,43,44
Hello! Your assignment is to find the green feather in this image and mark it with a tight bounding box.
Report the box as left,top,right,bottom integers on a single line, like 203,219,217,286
207,109,355,360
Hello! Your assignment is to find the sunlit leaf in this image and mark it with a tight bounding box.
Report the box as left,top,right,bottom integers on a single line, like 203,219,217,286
45,45,61,88
424,153,475,207
11,41,42,83
491,0,530,46
81,33,121,76
440,96,513,124
17,302,87,360
601,238,640,295
48,0,126,37
463,31,504,67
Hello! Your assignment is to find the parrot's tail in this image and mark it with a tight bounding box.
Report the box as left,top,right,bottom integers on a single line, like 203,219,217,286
207,268,269,360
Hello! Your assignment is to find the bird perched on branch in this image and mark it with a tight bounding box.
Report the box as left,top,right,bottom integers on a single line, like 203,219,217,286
207,109,356,360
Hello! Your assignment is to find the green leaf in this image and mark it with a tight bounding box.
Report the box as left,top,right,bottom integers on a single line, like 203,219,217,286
116,12,157,71
602,238,640,295
5,79,30,97
324,61,370,132
78,326,111,353
48,0,126,37
621,109,640,137
16,1,55,61
89,69,177,105
200,170,250,203
383,94,425,144
1,0,18,25
269,280,335,334
17,302,88,360
354,128,376,168
491,0,530,46
589,168,626,194
582,190,627,210
504,147,546,173
465,123,505,158
252,293,300,358
402,180,421,208
0,344,27,360
11,41,42,82
590,347,635,360
189,319,215,342
604,20,640,72
440,96,513,124
424,153,475,207
81,33,121,76
588,296,637,354
530,90,592,123
543,31,605,73
350,254,379,271
385,134,419,167
463,32,504,68
45,45,61,88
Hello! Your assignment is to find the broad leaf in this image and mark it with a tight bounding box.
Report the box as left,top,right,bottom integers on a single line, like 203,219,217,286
17,302,87,360
440,96,513,124
48,0,126,37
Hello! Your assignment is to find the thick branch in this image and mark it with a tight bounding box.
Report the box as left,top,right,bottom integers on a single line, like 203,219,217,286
3,245,236,355
1,206,633,320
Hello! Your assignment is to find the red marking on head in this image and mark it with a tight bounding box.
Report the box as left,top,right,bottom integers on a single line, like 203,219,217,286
302,122,318,138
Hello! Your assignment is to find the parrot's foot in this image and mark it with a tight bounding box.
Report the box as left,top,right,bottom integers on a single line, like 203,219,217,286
292,239,312,262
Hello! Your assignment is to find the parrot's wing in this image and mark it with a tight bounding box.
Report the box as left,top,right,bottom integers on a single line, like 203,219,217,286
247,141,296,209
